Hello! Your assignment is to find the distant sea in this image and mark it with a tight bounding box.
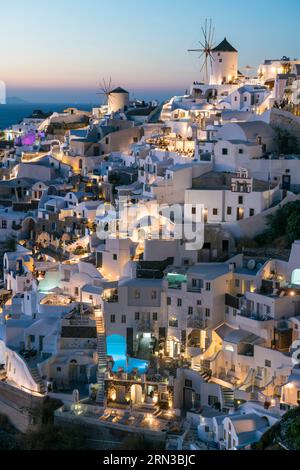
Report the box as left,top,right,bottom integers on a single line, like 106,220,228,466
0,103,98,130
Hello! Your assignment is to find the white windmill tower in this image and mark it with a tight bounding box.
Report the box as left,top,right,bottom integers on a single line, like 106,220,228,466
97,78,129,114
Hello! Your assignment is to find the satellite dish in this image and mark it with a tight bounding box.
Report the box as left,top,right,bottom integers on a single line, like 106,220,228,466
247,259,256,270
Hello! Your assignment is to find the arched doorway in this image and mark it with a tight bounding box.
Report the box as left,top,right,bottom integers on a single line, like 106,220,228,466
130,384,143,404
20,217,36,241
69,359,78,383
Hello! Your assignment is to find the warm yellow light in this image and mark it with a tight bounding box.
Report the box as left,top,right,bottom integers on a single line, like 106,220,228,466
290,291,295,297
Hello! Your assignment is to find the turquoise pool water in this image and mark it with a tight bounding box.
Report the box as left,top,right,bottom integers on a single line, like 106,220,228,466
106,334,149,373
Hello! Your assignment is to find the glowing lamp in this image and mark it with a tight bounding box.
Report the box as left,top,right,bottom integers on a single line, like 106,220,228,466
110,388,117,401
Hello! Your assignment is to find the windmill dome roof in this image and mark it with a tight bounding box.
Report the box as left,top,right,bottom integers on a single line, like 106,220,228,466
111,87,129,94
212,37,237,53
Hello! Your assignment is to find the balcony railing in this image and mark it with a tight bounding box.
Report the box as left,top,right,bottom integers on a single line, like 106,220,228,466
225,293,241,309
187,316,204,329
187,286,202,293
238,307,272,321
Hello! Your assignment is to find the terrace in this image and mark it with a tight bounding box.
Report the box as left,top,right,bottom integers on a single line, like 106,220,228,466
55,402,182,437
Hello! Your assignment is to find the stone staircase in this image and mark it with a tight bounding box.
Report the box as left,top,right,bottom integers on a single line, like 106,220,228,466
95,314,106,405
222,387,235,409
29,367,47,394
200,370,212,383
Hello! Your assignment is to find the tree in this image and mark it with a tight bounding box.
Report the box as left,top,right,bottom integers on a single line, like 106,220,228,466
256,201,300,247
287,212,300,244
287,415,300,448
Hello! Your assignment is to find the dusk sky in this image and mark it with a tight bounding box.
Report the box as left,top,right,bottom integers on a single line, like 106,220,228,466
2,0,300,103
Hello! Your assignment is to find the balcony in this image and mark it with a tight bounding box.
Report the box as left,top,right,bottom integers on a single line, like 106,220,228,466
136,321,156,333
238,307,272,322
225,293,242,309
187,316,204,329
187,286,202,293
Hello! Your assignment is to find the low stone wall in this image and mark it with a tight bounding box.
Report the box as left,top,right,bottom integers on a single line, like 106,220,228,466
55,413,166,449
0,381,44,432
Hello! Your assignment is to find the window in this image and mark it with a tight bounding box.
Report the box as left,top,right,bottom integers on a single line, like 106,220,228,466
121,315,126,324
135,312,140,320
113,254,118,261
192,207,196,215
227,206,232,215
110,315,116,323
169,318,178,328
177,298,182,307
206,282,211,291
29,335,35,343
188,307,193,315
167,297,171,306
205,308,210,318
208,395,218,406
185,379,192,388
234,96,238,101
105,137,109,145
151,290,157,300
249,208,255,217
219,59,222,63
225,306,229,314
238,196,243,204
235,279,240,288
1,220,7,229
134,290,141,299
265,360,271,367
212,208,218,216
197,299,202,305
56,367,61,372
238,148,243,154
74,287,79,296
222,148,228,155
152,312,158,321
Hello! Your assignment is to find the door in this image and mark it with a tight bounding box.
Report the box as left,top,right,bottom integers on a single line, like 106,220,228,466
39,336,44,352
69,362,78,383
282,175,291,191
236,207,244,221
183,387,194,410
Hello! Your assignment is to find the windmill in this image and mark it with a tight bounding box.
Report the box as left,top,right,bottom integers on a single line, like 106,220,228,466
188,18,215,84
97,77,115,111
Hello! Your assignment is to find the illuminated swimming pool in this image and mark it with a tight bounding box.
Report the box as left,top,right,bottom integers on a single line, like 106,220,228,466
106,334,149,374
